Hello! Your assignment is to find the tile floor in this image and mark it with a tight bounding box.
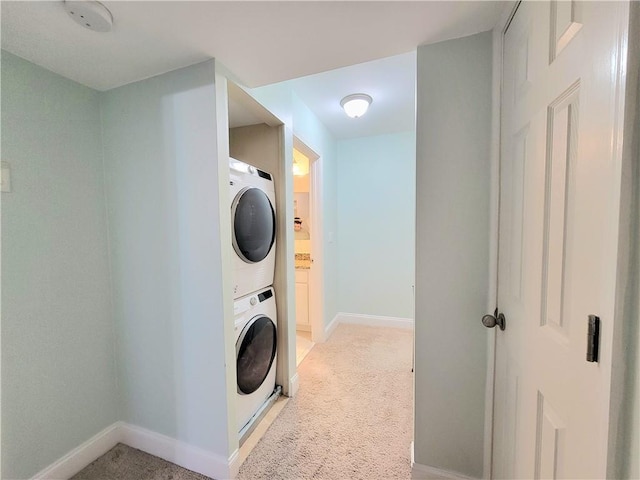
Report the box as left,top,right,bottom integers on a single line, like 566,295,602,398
295,330,314,366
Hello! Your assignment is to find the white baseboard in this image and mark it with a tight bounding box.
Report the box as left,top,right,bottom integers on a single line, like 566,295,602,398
288,373,300,398
31,422,122,479
337,312,414,330
323,313,413,342
120,423,234,479
410,442,478,480
411,463,478,480
228,448,241,478
324,314,340,340
32,422,238,480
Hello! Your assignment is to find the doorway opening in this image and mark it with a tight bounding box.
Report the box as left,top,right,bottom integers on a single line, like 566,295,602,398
292,136,322,366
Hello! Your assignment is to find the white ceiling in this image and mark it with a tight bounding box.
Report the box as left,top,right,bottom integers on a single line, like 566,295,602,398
1,0,505,139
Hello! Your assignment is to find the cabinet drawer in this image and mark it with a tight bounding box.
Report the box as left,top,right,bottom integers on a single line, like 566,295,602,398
295,269,309,284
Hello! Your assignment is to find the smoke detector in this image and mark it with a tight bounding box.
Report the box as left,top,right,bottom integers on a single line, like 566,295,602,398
64,1,113,32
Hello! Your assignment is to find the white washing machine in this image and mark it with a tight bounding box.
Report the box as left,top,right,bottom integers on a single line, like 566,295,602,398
229,157,277,300
234,286,278,434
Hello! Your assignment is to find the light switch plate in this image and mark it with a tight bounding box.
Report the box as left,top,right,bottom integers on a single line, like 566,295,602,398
1,161,12,192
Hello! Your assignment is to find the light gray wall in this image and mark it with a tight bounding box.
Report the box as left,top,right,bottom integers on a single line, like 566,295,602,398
629,159,640,480
414,32,492,478
1,52,118,479
621,3,640,477
100,60,232,457
336,131,416,319
623,111,640,479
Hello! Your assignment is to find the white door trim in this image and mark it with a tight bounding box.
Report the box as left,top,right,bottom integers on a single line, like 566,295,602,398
485,3,520,479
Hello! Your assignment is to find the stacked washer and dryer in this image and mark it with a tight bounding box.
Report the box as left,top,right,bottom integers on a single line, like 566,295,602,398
229,157,279,440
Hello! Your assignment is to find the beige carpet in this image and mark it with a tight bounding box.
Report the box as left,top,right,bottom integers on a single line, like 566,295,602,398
238,323,414,480
70,443,211,480
71,324,413,480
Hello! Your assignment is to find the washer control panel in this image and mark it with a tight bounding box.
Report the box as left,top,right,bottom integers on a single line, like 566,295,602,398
233,287,274,316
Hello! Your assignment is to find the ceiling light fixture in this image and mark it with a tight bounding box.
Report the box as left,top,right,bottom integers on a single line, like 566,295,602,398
340,94,372,118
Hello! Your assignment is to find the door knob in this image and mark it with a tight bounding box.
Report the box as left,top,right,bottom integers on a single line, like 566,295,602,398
482,311,506,331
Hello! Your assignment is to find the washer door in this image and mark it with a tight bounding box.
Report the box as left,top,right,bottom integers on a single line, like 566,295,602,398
236,315,277,395
232,187,276,264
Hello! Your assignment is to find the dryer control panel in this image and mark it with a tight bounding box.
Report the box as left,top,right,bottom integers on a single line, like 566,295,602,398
230,157,273,181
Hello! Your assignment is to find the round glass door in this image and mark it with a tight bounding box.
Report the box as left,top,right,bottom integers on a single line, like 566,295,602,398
236,316,277,395
232,187,276,263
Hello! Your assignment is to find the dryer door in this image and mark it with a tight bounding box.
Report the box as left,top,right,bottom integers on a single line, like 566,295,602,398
231,187,276,263
236,315,277,395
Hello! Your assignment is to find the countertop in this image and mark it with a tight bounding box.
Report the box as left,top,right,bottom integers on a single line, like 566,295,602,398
295,253,311,270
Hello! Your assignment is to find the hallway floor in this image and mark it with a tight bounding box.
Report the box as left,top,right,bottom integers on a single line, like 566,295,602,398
237,323,414,479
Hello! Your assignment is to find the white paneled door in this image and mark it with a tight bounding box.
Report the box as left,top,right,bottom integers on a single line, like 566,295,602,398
492,1,631,478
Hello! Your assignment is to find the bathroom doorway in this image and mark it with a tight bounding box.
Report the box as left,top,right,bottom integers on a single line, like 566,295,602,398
292,137,323,366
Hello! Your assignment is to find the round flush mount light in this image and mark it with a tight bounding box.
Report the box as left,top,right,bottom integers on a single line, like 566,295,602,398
64,0,113,33
340,93,372,118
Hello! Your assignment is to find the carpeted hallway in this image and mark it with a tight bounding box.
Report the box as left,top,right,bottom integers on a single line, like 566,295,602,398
237,323,414,479
72,324,413,479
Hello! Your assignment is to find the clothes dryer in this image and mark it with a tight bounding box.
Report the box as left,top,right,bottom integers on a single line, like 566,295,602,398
234,286,278,433
229,157,276,299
